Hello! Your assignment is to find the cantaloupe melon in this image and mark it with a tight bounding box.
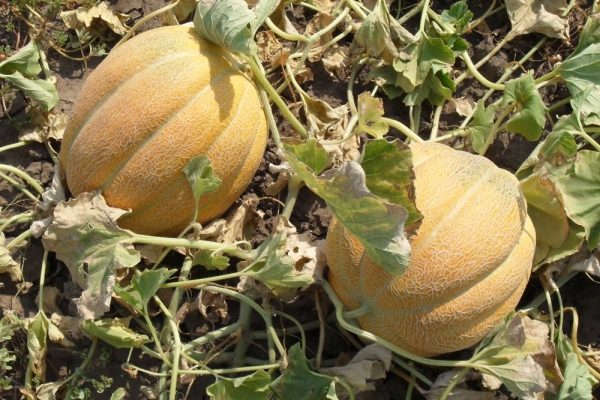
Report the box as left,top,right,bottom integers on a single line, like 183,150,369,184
60,26,267,236
326,142,535,357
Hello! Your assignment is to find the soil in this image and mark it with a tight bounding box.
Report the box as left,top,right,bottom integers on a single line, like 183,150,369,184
1,0,599,399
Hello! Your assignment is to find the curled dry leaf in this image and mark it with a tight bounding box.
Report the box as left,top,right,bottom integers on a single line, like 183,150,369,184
453,97,475,117
257,30,289,68
419,370,496,400
0,232,23,282
42,191,141,319
561,251,600,277
302,93,348,139
304,12,336,62
35,286,61,314
196,197,261,244
275,216,327,283
18,110,68,143
197,290,230,324
31,167,66,238
505,0,569,40
322,46,352,78
60,1,130,36
50,313,85,341
319,344,392,394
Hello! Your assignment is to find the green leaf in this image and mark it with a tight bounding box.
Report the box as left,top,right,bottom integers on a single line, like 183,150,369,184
42,192,141,319
359,139,421,225
352,0,415,63
558,44,600,123
0,71,58,111
193,0,279,54
0,41,42,77
467,100,496,153
283,145,411,275
206,370,272,400
569,85,600,127
538,116,579,162
519,170,570,249
556,353,597,400
392,33,455,94
193,250,230,270
502,73,547,141
0,41,58,111
570,10,600,57
183,155,222,202
402,68,454,106
441,1,473,34
115,268,176,312
539,220,585,267
281,138,328,175
553,150,600,249
271,344,336,400
82,317,148,348
356,92,389,139
558,42,600,89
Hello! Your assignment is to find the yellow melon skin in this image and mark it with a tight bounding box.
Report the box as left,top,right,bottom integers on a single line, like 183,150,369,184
60,26,268,236
326,142,536,357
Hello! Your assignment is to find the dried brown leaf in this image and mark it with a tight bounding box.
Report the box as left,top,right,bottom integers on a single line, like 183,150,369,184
36,286,61,314
31,169,66,238
19,111,68,143
60,1,130,36
319,344,392,394
0,232,22,281
197,290,230,324
506,0,569,39
420,370,496,400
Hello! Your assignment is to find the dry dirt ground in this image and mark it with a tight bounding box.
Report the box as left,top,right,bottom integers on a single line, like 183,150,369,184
1,0,600,399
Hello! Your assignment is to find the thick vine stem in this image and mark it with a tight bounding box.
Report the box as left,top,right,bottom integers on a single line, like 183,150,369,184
240,53,308,139
320,280,477,370
114,1,179,48
202,285,285,363
380,117,423,143
0,165,44,194
129,234,253,260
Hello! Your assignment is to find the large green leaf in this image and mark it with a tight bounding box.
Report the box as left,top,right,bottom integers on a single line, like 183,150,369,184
0,41,58,111
359,139,421,225
556,353,598,400
468,100,497,153
553,150,600,249
441,1,473,34
0,41,42,76
282,138,329,175
558,43,600,124
502,73,547,141
393,33,455,94
283,142,411,275
193,0,279,54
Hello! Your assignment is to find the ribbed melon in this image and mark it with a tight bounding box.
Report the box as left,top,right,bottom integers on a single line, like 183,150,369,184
326,142,535,357
60,26,268,236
